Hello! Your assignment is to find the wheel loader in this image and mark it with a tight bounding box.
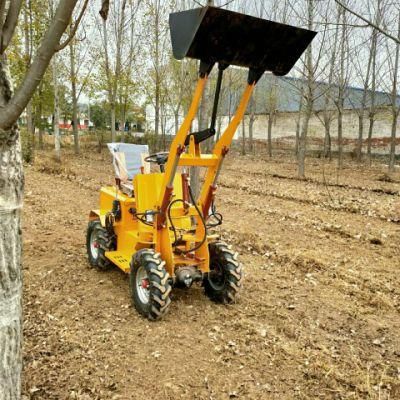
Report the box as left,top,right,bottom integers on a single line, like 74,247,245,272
86,6,316,320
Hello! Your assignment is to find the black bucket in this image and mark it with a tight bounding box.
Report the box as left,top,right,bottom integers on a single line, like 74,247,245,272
169,6,316,76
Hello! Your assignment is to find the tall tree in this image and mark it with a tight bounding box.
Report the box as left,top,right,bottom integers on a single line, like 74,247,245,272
366,0,381,164
69,33,80,154
297,0,315,178
99,0,128,142
0,1,90,396
335,4,350,169
388,12,400,172
352,34,373,162
23,0,35,161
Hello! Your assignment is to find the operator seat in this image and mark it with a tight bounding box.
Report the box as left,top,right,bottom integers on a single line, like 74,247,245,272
107,143,150,196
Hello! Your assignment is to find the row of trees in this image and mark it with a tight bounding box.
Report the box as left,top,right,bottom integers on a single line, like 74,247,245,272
7,0,400,177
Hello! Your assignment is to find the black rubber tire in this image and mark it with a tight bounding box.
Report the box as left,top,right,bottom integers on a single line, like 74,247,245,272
86,220,114,271
129,249,172,321
204,242,243,304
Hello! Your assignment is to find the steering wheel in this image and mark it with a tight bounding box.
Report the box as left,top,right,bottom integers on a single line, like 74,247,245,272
144,152,169,172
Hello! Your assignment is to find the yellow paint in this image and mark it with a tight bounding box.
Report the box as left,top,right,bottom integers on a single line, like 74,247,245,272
91,77,256,277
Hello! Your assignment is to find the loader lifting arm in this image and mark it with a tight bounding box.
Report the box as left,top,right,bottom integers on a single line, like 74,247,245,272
155,6,316,233
152,6,316,271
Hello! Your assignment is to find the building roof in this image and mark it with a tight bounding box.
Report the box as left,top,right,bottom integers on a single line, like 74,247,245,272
219,72,400,115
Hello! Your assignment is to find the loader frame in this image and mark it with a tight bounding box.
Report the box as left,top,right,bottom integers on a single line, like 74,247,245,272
152,63,257,276
89,5,316,285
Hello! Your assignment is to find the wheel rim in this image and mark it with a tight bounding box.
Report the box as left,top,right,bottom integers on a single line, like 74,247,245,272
208,260,225,290
90,228,99,259
136,265,150,304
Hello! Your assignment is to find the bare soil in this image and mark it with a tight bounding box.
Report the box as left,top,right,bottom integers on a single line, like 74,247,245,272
22,150,400,399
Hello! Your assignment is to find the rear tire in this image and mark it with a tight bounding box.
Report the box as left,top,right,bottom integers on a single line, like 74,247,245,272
204,242,242,304
129,249,172,321
86,220,114,271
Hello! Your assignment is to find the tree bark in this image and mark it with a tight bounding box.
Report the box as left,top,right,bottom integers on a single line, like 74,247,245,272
297,0,314,178
357,113,364,161
24,1,34,162
337,6,347,170
324,123,331,159
295,81,305,158
25,101,34,161
174,110,179,135
356,36,373,162
155,74,160,137
246,94,254,154
52,54,61,161
295,112,301,157
367,5,380,165
367,114,375,163
389,15,400,172
267,113,273,158
0,2,81,397
111,104,116,142
298,101,312,178
69,37,79,154
248,116,254,155
337,106,343,168
216,114,222,141
0,57,23,400
37,81,44,150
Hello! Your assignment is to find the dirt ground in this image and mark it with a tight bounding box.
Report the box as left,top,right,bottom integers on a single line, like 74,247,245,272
22,149,400,399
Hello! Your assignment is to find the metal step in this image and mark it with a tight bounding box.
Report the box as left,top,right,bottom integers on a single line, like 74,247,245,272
105,251,131,273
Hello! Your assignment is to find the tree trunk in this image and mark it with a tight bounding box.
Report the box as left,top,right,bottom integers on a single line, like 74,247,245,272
0,2,80,396
249,115,254,154
298,102,312,179
367,10,379,165
295,113,301,157
389,14,400,172
216,114,222,141
337,7,347,170
297,0,314,178
69,38,79,155
111,105,116,142
357,113,364,161
367,116,374,163
356,41,373,162
174,110,179,135
120,98,127,143
155,80,160,137
24,4,34,162
389,113,398,172
0,57,23,400
267,113,273,158
337,106,343,168
248,96,255,154
295,84,305,158
37,81,44,150
52,55,61,162
26,101,35,162
324,123,331,159
241,118,246,155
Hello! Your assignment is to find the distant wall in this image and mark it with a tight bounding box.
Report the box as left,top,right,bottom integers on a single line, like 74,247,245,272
221,107,400,154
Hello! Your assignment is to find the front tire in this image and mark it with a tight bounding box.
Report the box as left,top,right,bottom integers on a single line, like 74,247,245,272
129,249,172,320
86,220,114,271
204,242,242,304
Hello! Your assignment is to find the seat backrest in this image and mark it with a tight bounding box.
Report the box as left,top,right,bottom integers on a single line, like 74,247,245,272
107,143,150,181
